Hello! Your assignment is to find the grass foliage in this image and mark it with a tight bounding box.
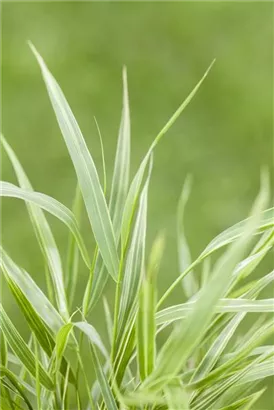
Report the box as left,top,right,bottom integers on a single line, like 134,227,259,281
1,45,274,410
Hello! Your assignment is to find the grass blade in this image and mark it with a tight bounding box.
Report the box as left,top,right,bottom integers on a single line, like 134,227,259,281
103,298,113,347
238,357,274,384
190,312,246,383
156,297,274,325
109,66,131,239
0,304,54,391
33,337,42,410
89,344,118,410
94,117,107,194
30,43,119,281
121,60,215,250
200,207,274,260
218,389,265,410
189,319,274,390
118,163,151,339
177,175,198,298
55,323,74,374
88,69,130,312
1,135,68,318
65,184,82,309
142,182,268,391
137,234,165,381
0,181,90,269
159,210,274,308
0,366,33,410
73,322,117,410
1,247,64,334
87,258,107,312
4,274,76,385
165,382,189,410
3,272,55,357
74,322,108,359
1,333,7,367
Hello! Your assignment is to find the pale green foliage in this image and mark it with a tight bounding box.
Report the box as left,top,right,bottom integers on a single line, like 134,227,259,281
1,46,273,410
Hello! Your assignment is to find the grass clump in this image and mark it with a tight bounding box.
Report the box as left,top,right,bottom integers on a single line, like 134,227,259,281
1,45,273,410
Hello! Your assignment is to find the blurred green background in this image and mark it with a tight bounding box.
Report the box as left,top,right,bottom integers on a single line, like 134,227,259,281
2,1,273,408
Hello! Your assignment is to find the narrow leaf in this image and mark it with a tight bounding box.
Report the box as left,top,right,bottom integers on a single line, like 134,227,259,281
109,66,131,239
200,207,274,260
143,183,268,391
1,333,7,367
0,304,54,390
0,181,90,269
30,43,119,281
1,247,64,334
0,366,33,410
137,234,165,380
156,297,274,325
65,184,82,309
177,175,198,298
118,164,151,338
1,135,68,318
121,60,215,249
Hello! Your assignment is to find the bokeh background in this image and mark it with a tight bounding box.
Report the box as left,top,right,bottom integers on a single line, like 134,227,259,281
2,1,273,408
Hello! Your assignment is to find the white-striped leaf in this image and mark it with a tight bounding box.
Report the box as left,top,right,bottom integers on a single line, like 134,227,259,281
0,181,90,269
30,44,119,281
1,135,68,318
0,304,54,391
121,61,215,250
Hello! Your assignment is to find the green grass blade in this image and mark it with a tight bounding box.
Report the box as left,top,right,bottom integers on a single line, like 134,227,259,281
61,363,70,410
72,322,117,409
65,184,82,310
0,366,33,410
241,389,266,410
112,310,136,386
87,259,107,312
4,274,76,389
103,297,113,348
0,181,90,269
165,382,189,410
89,344,118,410
159,208,273,308
30,44,119,282
177,175,198,298
1,135,68,318
142,182,268,391
3,272,55,357
191,351,269,410
74,322,108,359
218,389,265,410
156,297,274,325
118,165,150,337
55,323,74,374
1,247,64,333
94,117,107,194
192,361,264,410
0,304,54,391
33,337,42,410
238,357,274,384
190,312,246,383
87,69,130,312
200,207,274,260
189,320,274,390
53,322,96,410
1,333,7,367
220,345,274,364
137,234,165,381
1,252,79,384
109,66,131,239
121,61,215,250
